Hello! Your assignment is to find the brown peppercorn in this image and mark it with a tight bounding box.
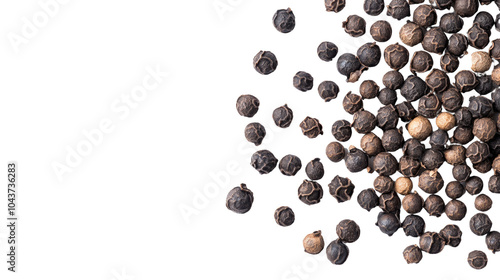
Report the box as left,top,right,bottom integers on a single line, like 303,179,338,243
440,52,460,73
401,75,429,102
410,51,433,73
357,42,381,67
377,105,399,131
451,126,474,144
440,12,464,33
455,70,478,92
441,87,463,112
444,145,466,165
403,138,425,159
382,128,404,152
470,213,493,236
492,66,500,84
359,80,379,99
395,177,413,195
318,81,339,102
376,212,401,236
489,175,500,192
453,0,479,17
329,175,355,203
384,43,409,70
383,70,404,90
468,250,488,270
379,191,402,213
439,224,462,247
245,122,266,146
430,0,453,10
387,0,410,20
399,156,422,177
300,117,323,138
236,94,260,118
273,104,293,128
332,120,352,142
418,169,444,194
424,195,445,217
357,188,379,211
490,39,500,60
465,176,483,195
407,115,432,140
471,51,493,73
396,101,417,122
342,15,366,37
373,152,399,176
336,219,360,243
403,245,422,264
303,231,325,254
452,163,472,182
469,94,494,117
474,157,493,174
317,41,339,62
403,192,424,214
343,92,363,114
485,231,500,253
298,180,323,205
425,69,450,94
445,199,467,221
345,146,368,173
326,142,346,163
253,51,278,75
418,94,442,119
468,23,490,49
378,88,398,105
363,0,385,16
473,118,496,142
370,20,392,42
352,110,377,134
436,112,456,131
420,232,445,254
421,149,445,170
279,155,302,176
325,0,346,12
274,206,295,226
422,27,448,54
374,175,395,194
448,33,469,57
413,5,437,28
475,194,493,211
466,141,490,165
306,158,324,181
293,71,314,92
360,133,384,156
446,181,466,199
399,21,425,46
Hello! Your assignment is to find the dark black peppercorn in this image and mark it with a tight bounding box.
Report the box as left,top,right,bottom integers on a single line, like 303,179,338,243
420,232,445,254
448,33,469,57
318,81,339,102
303,231,325,254
251,150,278,175
332,120,352,142
424,195,445,217
253,51,278,75
337,53,362,82
384,43,409,70
403,245,422,264
410,51,433,73
317,41,339,62
298,180,323,205
401,75,428,102
342,15,366,37
455,108,473,127
426,69,450,94
345,146,368,173
430,0,454,9
421,149,445,170
454,0,479,17
370,20,392,42
273,104,293,128
379,191,401,213
329,175,355,203
352,110,377,134
326,239,349,265
376,212,400,236
452,164,472,182
326,141,346,162
236,95,260,118
440,12,464,33
403,138,425,159
440,52,460,72
378,88,398,105
403,192,424,214
273,8,295,33
413,5,437,28
490,39,500,60
383,70,404,90
455,70,478,92
360,80,379,99
279,155,302,176
474,157,493,173
418,93,442,118
306,158,324,181
360,133,384,156
451,126,474,144
485,231,500,253
226,184,254,214
377,105,399,130
444,145,466,165
475,75,494,95
492,88,500,111
399,156,421,177
469,96,493,118
357,42,381,67
396,101,417,122
245,122,266,146
374,175,395,194
300,117,323,138
343,92,363,114
419,169,444,194
475,194,493,211
387,0,410,20
489,175,500,193
468,250,488,269
274,206,295,226
293,71,314,92
473,118,496,142
466,141,490,165
325,0,346,12
399,21,425,47
445,200,467,220
358,188,379,211
468,23,490,49
363,0,385,16
429,130,449,150
470,213,493,236
336,219,360,243
422,27,448,54
490,135,500,155
402,215,426,237
474,11,495,33
446,181,465,199
439,225,462,247
381,128,404,152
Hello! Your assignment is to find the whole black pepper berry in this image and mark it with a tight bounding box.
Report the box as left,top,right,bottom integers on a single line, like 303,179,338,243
326,239,349,265
325,0,346,12
490,135,500,155
373,153,399,174
357,42,381,67
490,39,500,60
273,8,295,33
466,141,490,164
303,231,325,254
413,5,437,28
439,225,462,247
451,126,474,144
421,149,445,170
399,156,422,177
360,133,384,156
399,21,425,47
374,175,395,194
293,71,314,92
300,116,323,138
470,213,493,236
469,96,493,118
403,192,424,214
430,0,454,9
474,157,493,173
384,43,409,70
489,175,500,193
381,128,404,152
475,194,493,211
468,250,488,269
236,95,259,118
429,130,449,150
332,120,352,142
396,101,417,122
378,88,398,105
426,69,450,94
446,181,465,199
401,75,429,102
342,15,366,37
468,23,490,49
452,164,472,182
226,184,254,214
403,138,425,159
445,200,467,220
360,80,379,99
422,27,448,54
279,154,302,176
274,206,295,226
440,52,460,72
410,51,433,73
376,212,400,236
440,13,464,33
336,220,360,243
253,51,278,75
455,70,478,92
326,142,346,162
475,75,494,95
245,122,266,146
418,93,442,118
418,169,444,194
337,53,362,81
370,20,392,42
485,231,500,253
306,158,324,181
379,191,402,213
448,33,469,57
473,118,496,142
444,145,466,165
273,104,293,128
387,0,410,20
403,245,422,264
455,108,473,127
251,150,278,175
317,41,339,62
298,180,323,205
383,70,404,90
352,110,377,134
474,11,495,33
424,195,445,217
343,92,363,114
419,232,445,254
329,176,355,203
363,0,385,16
454,0,479,17
377,105,399,130
402,215,426,237
345,146,368,173
358,188,380,211
318,81,339,102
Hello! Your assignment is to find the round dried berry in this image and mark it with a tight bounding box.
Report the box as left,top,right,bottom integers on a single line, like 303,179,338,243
325,0,346,12
329,176,355,203
387,0,410,20
251,150,278,174
410,51,433,73
468,250,488,270
422,27,448,54
326,142,346,162
357,42,381,67
342,15,366,37
305,158,324,180
244,122,266,146
440,52,460,73
383,70,404,90
440,12,464,33
419,232,445,254
336,219,360,243
253,51,278,75
274,206,295,226
419,169,444,194
300,117,323,138
399,21,424,46
279,154,302,176
413,5,437,28
384,43,409,70
345,146,368,173
370,20,392,42
453,0,479,17
318,81,339,102
402,215,426,237
352,110,377,134
439,224,462,247
359,80,379,99
236,94,259,117
273,104,293,128
448,33,468,57
363,0,385,16
293,71,314,92
226,184,254,214
298,180,323,205
468,23,490,49
376,212,400,236
317,41,339,62
357,188,379,211
273,8,295,33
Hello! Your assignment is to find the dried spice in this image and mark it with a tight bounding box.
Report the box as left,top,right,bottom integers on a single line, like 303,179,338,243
332,120,352,142
475,194,493,211
451,126,474,144
253,51,278,75
453,0,479,17
403,245,422,264
325,0,346,12
300,117,323,138
455,70,478,92
395,177,413,195
439,12,464,33
345,146,369,173
383,70,404,90
381,128,404,152
352,110,377,134
470,213,493,236
363,0,385,16
360,80,380,99
430,0,454,9
273,8,296,33
329,176,355,203
326,239,349,265
378,88,398,105
439,225,462,247
274,206,295,226
336,220,361,243
251,150,278,175
485,231,500,253
425,69,450,94
422,27,448,54
410,51,433,73
384,43,409,70
448,33,469,57
429,130,449,150
418,169,444,194
455,107,473,127
399,21,425,46
419,232,445,254
407,116,432,140
418,93,442,118
226,184,254,214
317,41,339,62
318,81,339,102
399,155,422,177
403,192,424,214
306,158,324,180
370,20,392,42
440,52,460,73
342,15,366,37
326,141,346,162
293,71,314,92
490,39,500,60
303,231,325,254
357,42,381,67
424,195,445,217
468,23,490,49
245,122,266,146
298,180,324,205
343,92,364,114
475,75,494,95
396,101,417,122
421,149,445,170
452,163,472,182
387,0,410,20
446,181,465,199
376,212,400,236
413,5,437,28
474,11,494,32
471,51,492,73
444,145,466,165
466,141,490,164
357,188,379,211
236,95,259,117
473,118,496,142
279,154,302,176
401,75,428,102
436,112,456,131
379,191,402,213
403,138,425,159
337,53,363,82
360,133,384,156
445,199,467,221
377,105,399,130
273,104,293,128
468,250,488,269
374,175,395,193
402,215,426,237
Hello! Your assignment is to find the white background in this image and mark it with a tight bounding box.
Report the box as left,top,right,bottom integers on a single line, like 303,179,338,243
0,0,499,279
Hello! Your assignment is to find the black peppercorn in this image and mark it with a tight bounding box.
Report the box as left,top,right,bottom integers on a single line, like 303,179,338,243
445,200,467,220
326,141,346,162
387,0,410,20
379,191,402,213
410,51,433,73
489,175,500,193
374,175,395,194
455,70,478,92
402,215,426,237
418,93,442,118
343,92,363,114
342,15,366,37
273,8,295,33
399,21,425,47
475,75,494,95
274,206,295,226
403,245,422,264
279,155,302,176
352,110,377,134
468,23,490,49
424,195,445,217
245,122,266,146
384,43,409,70
440,52,460,72
474,11,495,33
466,141,490,164
441,87,463,112
396,101,417,122
357,42,381,67
448,33,469,57
253,51,278,75
454,0,479,17
382,128,404,152
419,169,444,194
326,239,349,265
403,192,424,214
306,158,324,181
298,180,323,205
377,105,399,130
325,0,346,12
329,175,355,203
485,231,500,253
361,133,384,156
293,71,314,92
420,232,445,254
401,75,429,102
413,5,437,28
474,157,493,173
429,130,449,150
444,145,466,165
430,0,454,9
336,219,360,243
345,146,368,173
399,156,422,177
439,225,462,247
332,120,352,142
236,95,259,118
453,164,472,182
317,81,339,102
475,194,493,211
317,41,339,62
383,70,404,90
370,20,392,42
226,184,254,214
451,126,474,144
360,80,379,99
468,250,488,269
473,118,496,142
446,181,465,199
300,117,323,138
376,212,400,236
403,138,425,159
470,213,493,236
251,150,278,175
273,104,293,128
337,53,362,82
426,69,450,94
422,27,448,54
421,149,445,170
378,88,398,105
440,12,464,33
490,135,500,155
358,188,379,211
363,0,385,16
456,108,473,125
469,96,493,118
490,39,500,60
303,231,325,254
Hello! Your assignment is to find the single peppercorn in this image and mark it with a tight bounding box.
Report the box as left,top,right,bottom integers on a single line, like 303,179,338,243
326,239,349,265
370,20,392,42
474,11,495,33
421,149,445,170
456,108,473,127
490,39,500,60
273,8,295,33
300,117,323,138
444,145,466,165
439,225,462,247
360,133,384,156
469,96,493,118
244,122,266,146
383,70,404,90
384,43,409,70
466,141,490,164
413,5,437,28
475,194,493,211
345,146,368,173
401,75,429,102
474,157,493,173
402,215,426,237
332,120,352,142
429,130,449,150
357,43,381,67
293,71,314,92
251,150,278,175
236,95,259,118
440,52,460,72
342,15,366,37
318,81,340,102
471,51,492,73
430,0,454,9
325,0,346,12
468,250,488,269
445,200,467,220
376,212,400,236
451,126,474,144
226,184,254,214
475,75,495,95
485,231,500,253
377,105,399,130
455,70,478,92
298,180,323,205
337,53,363,82
454,0,479,17
329,176,355,203
273,104,293,128
387,0,410,20
422,28,448,54
336,220,360,243
489,175,500,192
274,206,295,226
317,41,339,62
382,128,404,152
410,51,433,73
426,69,450,94
396,101,417,122
379,191,401,213
279,155,302,176
374,176,395,194
420,232,445,254
424,195,445,217
378,88,397,105
441,87,463,112
448,33,469,57
436,112,456,131
403,245,422,264
399,21,425,47
407,116,432,140
363,0,385,16
470,213,493,236
358,188,379,211
253,51,278,75
492,65,500,84
440,13,464,33
488,136,500,154
359,80,379,99
403,138,425,159
352,110,377,134
473,118,496,142
395,177,413,195
400,156,422,177
303,231,325,254
453,164,472,182
446,181,465,199
326,142,346,162
403,192,424,214
306,158,324,181
343,92,363,114
419,169,444,194
418,94,442,119
468,23,490,49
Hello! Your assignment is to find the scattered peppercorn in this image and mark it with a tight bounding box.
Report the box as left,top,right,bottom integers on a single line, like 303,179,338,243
306,158,324,180
326,239,349,265
360,133,384,156
332,120,352,142
395,177,413,195
408,116,432,140
352,110,377,134
422,27,448,54
426,69,450,94
455,108,472,127
418,93,442,118
317,41,339,62
300,117,323,138
384,43,409,70
470,213,493,236
468,250,488,269
298,180,323,205
474,11,494,33
410,51,433,73
337,53,362,82
401,75,429,102
396,101,417,122
357,42,381,67
325,0,346,12
440,12,464,33
359,80,379,99
358,188,379,211
421,149,445,170
363,0,385,16
453,164,472,182
342,15,366,37
400,155,422,177
468,23,490,50
419,169,444,194
490,39,500,60
446,181,465,199
399,21,425,47
273,104,293,128
374,175,395,194
403,245,423,264
445,200,468,221
376,212,400,236
273,8,295,33
403,138,425,159
382,128,404,152
444,145,466,165
475,194,493,211
378,88,398,105
439,225,462,247
370,20,392,42
402,215,426,237
475,75,494,95
413,5,437,28
430,0,453,10
429,130,449,150
379,191,401,213
303,231,325,254
279,155,302,176
440,52,460,73
345,146,368,173
489,175,500,193
253,51,278,75
485,231,500,253
251,150,278,175
436,112,456,131
466,141,490,164
403,192,424,214
448,33,468,57
293,71,314,92
226,184,254,214
245,122,266,146
329,175,355,203
454,0,479,17
336,219,360,243
318,81,339,102
419,232,445,254
471,51,492,73
424,195,445,217
387,0,410,20
451,126,474,144
326,141,346,162
455,70,478,92
274,206,295,226
236,95,259,117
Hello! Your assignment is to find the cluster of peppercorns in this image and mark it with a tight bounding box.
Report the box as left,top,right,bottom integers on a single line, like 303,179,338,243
228,0,500,270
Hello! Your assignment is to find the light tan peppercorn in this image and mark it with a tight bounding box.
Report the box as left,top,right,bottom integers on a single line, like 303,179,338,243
475,194,493,212
444,145,466,166
471,51,492,73
407,115,432,141
303,231,325,254
395,177,413,195
492,67,500,84
436,112,456,131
